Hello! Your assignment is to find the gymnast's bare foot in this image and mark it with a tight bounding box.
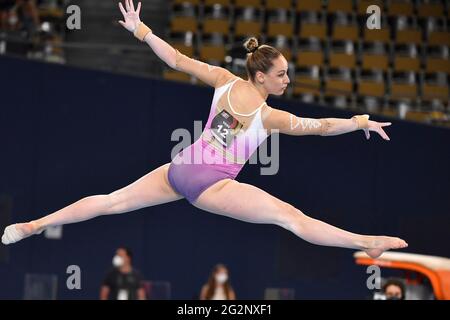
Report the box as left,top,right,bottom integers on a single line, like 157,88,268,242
364,236,408,259
1,221,43,245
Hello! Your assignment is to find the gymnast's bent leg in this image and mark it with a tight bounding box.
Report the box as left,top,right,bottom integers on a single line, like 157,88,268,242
2,163,183,244
193,179,408,258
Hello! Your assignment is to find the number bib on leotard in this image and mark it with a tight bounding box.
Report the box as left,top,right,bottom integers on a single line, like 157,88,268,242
210,109,243,147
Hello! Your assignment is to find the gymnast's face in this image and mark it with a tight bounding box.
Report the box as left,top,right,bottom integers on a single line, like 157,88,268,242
255,55,290,96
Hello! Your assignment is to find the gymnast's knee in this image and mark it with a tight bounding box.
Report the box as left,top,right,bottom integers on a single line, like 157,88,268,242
275,202,306,230
105,192,129,214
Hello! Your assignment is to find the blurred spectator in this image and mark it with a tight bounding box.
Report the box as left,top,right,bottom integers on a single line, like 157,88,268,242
383,278,405,300
200,263,236,300
100,246,146,300
17,0,40,31
0,0,40,31
0,1,18,30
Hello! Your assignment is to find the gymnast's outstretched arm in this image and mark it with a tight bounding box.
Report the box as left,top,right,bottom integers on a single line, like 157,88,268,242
118,0,234,88
262,107,392,140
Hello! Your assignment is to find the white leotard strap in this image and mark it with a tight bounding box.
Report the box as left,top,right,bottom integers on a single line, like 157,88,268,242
227,78,267,117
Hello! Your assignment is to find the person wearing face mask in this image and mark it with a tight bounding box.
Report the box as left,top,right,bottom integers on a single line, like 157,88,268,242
0,1,16,30
100,246,146,300
200,264,236,300
382,278,405,300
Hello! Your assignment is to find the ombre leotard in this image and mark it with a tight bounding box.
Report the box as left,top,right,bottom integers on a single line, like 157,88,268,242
168,78,268,203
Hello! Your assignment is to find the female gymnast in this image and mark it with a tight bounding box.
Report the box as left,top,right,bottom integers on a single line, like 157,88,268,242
2,0,408,259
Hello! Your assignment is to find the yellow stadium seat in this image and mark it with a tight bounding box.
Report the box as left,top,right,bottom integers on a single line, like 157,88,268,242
394,56,420,72
204,0,231,6
234,0,261,7
364,28,391,43
332,25,359,41
266,0,291,10
425,58,450,74
170,16,198,33
329,53,356,69
391,83,417,99
235,21,262,36
38,7,64,19
293,76,321,96
296,1,322,12
171,43,195,57
173,0,200,5
381,107,398,117
358,81,386,98
405,110,431,122
267,21,294,37
417,3,444,18
296,51,324,67
327,0,353,13
199,45,226,63
422,85,449,102
362,54,389,71
396,29,422,45
299,23,327,40
388,1,414,16
428,32,450,46
325,79,353,96
203,18,229,34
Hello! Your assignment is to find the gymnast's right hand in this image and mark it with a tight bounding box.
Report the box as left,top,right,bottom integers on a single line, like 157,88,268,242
118,0,142,33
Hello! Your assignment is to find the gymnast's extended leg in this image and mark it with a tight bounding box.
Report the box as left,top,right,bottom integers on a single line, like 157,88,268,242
2,163,183,244
193,179,407,258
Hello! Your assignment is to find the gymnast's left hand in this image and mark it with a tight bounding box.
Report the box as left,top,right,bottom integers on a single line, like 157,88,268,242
364,120,392,141
118,0,142,33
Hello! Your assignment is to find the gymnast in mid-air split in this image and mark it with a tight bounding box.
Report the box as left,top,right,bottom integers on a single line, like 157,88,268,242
2,0,408,259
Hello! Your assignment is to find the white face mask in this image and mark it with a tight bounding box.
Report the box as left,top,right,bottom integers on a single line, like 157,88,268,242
112,255,124,267
215,273,228,284
8,15,18,26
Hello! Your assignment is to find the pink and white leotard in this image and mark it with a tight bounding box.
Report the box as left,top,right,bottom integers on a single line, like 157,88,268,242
168,78,268,203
